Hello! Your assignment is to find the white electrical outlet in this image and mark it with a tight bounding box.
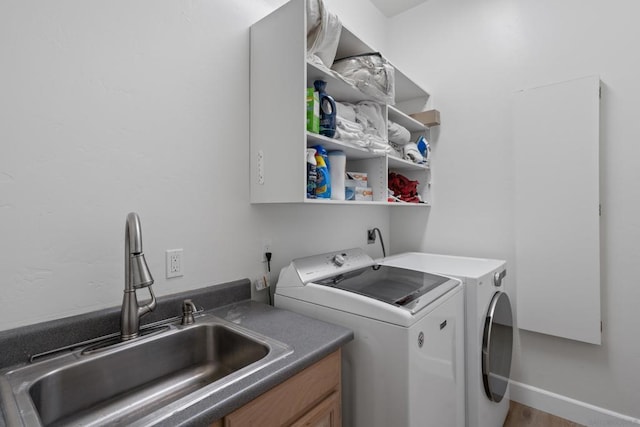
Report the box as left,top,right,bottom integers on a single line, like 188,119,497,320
262,239,272,258
254,275,270,291
166,249,184,278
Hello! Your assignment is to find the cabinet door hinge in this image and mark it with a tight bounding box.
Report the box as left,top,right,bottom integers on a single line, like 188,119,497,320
599,204,602,217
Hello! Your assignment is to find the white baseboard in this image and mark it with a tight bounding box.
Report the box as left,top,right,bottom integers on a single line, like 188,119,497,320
509,380,640,427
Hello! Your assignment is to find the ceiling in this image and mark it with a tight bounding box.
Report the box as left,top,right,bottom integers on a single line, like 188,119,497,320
368,0,429,17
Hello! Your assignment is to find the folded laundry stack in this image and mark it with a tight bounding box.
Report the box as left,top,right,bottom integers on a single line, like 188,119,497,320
334,101,391,155
331,52,395,104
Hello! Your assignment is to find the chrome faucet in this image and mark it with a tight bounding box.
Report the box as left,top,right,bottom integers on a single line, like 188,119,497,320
121,212,157,341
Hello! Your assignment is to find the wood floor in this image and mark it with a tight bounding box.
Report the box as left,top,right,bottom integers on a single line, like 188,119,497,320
503,401,585,427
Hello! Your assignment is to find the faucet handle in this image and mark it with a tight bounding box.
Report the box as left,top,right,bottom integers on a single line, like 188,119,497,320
137,285,157,318
181,299,198,325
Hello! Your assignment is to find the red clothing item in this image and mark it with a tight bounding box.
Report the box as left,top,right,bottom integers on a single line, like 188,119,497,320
388,172,421,203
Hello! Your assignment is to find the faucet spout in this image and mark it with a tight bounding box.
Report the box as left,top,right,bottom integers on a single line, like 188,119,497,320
121,212,156,341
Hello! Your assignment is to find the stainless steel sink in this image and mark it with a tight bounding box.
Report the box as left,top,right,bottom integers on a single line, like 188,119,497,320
0,314,292,426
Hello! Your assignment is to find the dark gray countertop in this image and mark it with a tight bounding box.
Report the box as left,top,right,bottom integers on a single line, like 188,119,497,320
0,280,353,427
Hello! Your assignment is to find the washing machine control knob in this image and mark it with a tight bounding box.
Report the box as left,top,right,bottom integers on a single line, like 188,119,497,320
332,254,346,267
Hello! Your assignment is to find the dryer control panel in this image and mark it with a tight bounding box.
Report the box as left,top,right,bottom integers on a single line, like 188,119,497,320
291,248,375,285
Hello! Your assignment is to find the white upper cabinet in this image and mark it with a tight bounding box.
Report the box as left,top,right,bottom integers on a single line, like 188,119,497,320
250,0,434,206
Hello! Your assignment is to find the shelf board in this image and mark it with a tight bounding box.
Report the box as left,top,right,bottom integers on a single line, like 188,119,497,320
307,62,370,104
387,105,426,133
389,201,431,207
306,132,385,160
388,156,429,171
303,198,429,207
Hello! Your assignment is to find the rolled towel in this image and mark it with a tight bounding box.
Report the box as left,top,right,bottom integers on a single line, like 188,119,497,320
403,143,424,163
388,120,411,145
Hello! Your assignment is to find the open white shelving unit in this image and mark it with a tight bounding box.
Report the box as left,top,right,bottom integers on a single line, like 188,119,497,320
250,0,433,206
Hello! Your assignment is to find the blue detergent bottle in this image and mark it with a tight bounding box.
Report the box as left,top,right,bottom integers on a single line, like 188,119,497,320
313,145,331,198
314,80,336,138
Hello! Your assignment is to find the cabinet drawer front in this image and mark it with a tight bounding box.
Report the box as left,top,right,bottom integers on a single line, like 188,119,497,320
225,350,341,427
291,391,340,427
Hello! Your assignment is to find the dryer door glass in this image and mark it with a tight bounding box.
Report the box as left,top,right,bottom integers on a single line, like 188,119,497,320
482,291,513,402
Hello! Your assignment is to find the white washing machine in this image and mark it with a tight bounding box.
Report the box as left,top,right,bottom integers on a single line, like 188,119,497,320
380,252,513,427
275,248,466,427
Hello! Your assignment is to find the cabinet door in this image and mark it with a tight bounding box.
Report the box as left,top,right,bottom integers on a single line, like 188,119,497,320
224,350,341,427
514,75,601,345
291,391,341,427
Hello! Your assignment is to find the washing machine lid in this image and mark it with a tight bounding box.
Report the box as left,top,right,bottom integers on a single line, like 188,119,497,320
482,291,513,402
316,265,454,314
277,248,461,319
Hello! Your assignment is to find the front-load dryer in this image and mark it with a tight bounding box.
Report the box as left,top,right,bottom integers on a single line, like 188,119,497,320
380,253,513,427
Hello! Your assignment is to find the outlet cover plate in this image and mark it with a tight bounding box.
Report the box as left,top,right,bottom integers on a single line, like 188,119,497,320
166,249,184,278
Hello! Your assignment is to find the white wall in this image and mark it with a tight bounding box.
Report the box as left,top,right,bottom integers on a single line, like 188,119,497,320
325,0,388,52
388,0,640,420
6,0,638,422
0,0,390,331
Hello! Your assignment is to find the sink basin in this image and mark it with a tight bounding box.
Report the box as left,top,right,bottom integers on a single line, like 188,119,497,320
0,314,292,426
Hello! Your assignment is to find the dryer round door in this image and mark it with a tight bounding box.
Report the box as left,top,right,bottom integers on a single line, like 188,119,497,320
482,291,513,402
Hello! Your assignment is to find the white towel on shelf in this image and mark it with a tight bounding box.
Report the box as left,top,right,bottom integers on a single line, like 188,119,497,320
336,102,357,122
335,127,366,144
367,134,392,154
388,141,404,158
355,102,386,140
335,117,366,145
334,106,392,154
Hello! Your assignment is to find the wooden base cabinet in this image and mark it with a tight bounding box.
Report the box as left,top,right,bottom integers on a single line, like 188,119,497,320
213,349,342,427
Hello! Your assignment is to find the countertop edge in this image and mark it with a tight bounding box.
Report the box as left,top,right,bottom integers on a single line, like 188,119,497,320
155,300,354,426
